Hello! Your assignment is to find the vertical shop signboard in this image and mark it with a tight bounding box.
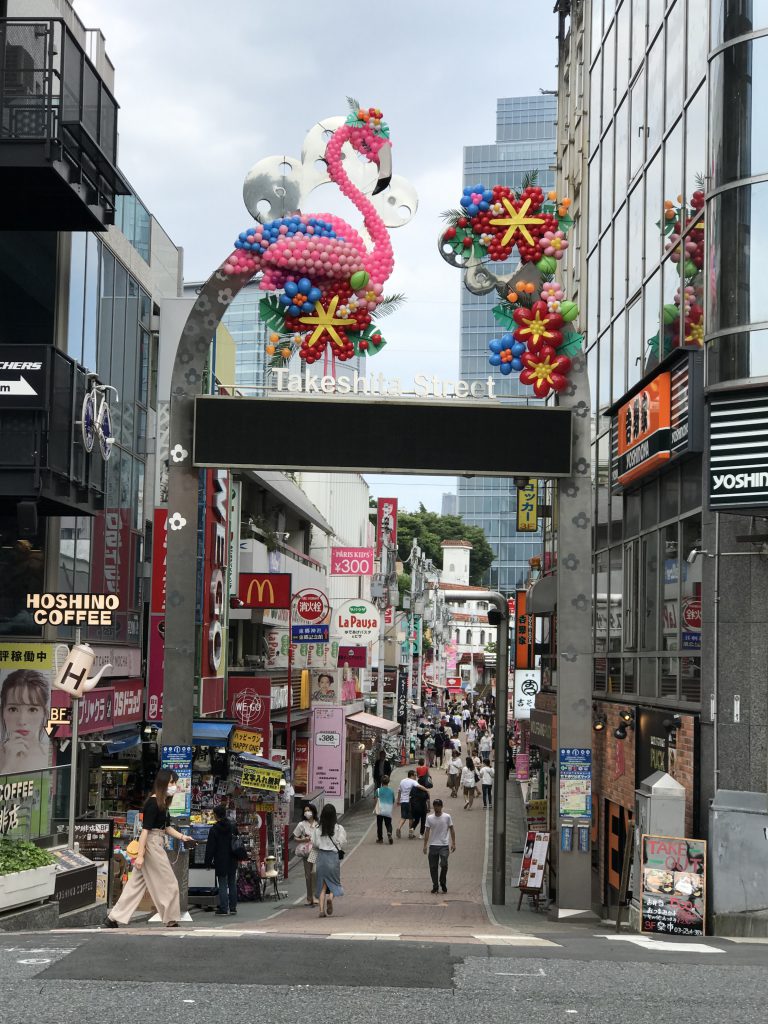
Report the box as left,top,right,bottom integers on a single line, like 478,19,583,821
513,667,541,719
198,469,228,715
516,479,538,532
640,834,706,935
294,738,310,792
515,589,533,669
161,745,193,815
227,676,271,758
147,507,167,722
310,707,345,798
396,673,408,728
559,747,592,817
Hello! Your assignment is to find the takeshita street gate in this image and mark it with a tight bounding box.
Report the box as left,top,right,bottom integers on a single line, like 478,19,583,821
162,104,586,912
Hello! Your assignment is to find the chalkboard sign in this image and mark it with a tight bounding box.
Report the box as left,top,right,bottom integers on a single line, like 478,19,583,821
640,834,706,936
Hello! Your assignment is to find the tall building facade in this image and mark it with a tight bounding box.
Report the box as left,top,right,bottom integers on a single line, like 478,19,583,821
457,96,557,594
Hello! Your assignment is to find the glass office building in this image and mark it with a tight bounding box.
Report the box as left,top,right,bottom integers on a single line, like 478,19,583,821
457,96,557,594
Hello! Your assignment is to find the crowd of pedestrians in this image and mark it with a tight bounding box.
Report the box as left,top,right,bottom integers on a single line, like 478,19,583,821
369,696,496,895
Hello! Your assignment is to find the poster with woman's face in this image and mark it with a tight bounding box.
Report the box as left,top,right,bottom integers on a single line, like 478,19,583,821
311,670,339,705
0,648,52,775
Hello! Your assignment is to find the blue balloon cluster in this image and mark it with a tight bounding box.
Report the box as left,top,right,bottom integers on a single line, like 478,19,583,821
234,217,342,254
279,278,322,316
459,183,494,217
488,333,526,375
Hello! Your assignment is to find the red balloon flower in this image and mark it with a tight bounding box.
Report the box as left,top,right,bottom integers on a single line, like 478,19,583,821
520,348,572,398
513,300,564,353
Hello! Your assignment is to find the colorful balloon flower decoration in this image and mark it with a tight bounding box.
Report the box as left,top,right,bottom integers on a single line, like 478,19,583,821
440,175,582,397
222,102,403,365
653,184,705,358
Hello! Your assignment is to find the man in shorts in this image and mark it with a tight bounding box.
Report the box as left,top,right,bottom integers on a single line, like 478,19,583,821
423,799,456,894
395,770,417,839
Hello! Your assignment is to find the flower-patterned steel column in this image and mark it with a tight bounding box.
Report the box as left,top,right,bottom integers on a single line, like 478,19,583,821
162,271,249,747
553,354,595,919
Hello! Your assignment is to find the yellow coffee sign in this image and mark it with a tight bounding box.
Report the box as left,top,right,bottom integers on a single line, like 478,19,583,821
229,727,264,756
240,765,282,792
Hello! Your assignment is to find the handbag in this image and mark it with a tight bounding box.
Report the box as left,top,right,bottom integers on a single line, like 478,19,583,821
373,798,382,815
231,829,249,861
330,835,345,861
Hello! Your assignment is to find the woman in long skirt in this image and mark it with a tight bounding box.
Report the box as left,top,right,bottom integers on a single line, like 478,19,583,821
312,804,347,918
104,769,195,928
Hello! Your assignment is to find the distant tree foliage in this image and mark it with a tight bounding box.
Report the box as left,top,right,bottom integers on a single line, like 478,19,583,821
393,505,495,585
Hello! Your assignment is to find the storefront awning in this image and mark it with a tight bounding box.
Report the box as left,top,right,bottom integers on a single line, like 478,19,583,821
105,731,141,755
346,711,399,734
527,574,557,615
192,721,233,744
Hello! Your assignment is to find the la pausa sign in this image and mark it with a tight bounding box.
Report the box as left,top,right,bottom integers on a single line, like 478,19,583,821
333,599,380,643
272,367,500,400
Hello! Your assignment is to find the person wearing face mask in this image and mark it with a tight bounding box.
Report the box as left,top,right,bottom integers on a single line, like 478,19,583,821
104,769,195,929
293,802,319,906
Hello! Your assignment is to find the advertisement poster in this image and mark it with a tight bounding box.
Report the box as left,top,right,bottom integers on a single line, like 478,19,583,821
515,752,530,782
513,668,541,720
526,798,548,832
641,834,707,936
516,830,550,891
0,641,54,775
376,498,398,556
0,771,51,841
311,670,340,706
559,747,592,818
294,738,310,792
229,728,264,756
310,707,344,798
240,765,282,792
161,745,193,815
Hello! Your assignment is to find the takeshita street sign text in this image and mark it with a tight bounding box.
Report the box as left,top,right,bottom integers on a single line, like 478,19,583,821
271,368,500,399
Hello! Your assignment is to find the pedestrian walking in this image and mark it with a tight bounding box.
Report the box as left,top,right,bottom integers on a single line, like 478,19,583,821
312,804,347,918
478,730,492,762
462,706,471,730
395,770,417,838
373,748,392,789
479,762,495,809
104,769,195,928
466,724,477,756
425,732,436,766
410,769,432,837
375,774,395,844
204,803,242,916
461,756,478,810
451,713,461,738
446,749,462,798
292,802,319,906
434,729,445,766
423,799,456,893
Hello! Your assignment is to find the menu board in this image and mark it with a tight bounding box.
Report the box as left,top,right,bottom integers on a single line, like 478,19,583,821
516,830,550,892
74,819,113,862
640,834,706,936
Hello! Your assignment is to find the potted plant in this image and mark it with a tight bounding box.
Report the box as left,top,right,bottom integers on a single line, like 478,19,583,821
0,838,57,913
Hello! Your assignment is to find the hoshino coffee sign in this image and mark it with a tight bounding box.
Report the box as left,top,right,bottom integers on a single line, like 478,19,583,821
709,387,768,510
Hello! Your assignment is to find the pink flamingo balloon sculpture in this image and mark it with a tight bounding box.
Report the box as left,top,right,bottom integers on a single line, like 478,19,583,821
223,105,395,362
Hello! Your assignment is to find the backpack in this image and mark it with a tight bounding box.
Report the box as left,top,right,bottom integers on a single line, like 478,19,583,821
230,826,249,861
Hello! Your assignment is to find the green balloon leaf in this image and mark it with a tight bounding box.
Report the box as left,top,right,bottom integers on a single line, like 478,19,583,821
259,295,287,331
559,331,584,358
348,323,387,357
492,303,516,331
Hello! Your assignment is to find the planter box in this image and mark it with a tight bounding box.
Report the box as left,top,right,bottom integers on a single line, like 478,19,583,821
0,864,56,913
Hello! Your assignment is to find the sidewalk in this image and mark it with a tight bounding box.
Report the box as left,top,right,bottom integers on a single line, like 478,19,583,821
190,764,509,939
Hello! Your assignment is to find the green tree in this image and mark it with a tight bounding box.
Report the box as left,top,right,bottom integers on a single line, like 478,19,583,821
393,505,495,585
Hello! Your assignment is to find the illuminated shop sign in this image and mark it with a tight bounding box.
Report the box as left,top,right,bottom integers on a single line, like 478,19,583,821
609,351,703,494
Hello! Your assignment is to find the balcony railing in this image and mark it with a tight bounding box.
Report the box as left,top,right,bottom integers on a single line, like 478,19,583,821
0,18,128,229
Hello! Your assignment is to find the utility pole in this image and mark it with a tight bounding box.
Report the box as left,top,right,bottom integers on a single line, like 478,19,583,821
406,538,419,706
375,518,390,717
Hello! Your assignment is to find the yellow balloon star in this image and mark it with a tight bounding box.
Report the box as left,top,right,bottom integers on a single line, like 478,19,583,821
489,196,545,247
298,295,350,349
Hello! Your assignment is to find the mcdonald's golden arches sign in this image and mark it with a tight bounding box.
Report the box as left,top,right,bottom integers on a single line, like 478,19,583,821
237,573,292,609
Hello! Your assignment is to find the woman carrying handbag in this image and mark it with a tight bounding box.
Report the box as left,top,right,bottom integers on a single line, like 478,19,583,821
312,804,347,918
293,803,319,906
104,769,195,928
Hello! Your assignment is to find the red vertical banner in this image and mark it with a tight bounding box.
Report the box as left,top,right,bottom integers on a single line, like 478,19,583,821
199,469,228,715
89,508,133,641
294,738,310,792
147,508,167,722
376,497,398,556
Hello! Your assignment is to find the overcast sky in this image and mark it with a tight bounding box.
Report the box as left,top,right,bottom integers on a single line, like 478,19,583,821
76,0,556,512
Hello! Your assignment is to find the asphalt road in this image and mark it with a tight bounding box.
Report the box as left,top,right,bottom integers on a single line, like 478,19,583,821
1,931,766,1024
